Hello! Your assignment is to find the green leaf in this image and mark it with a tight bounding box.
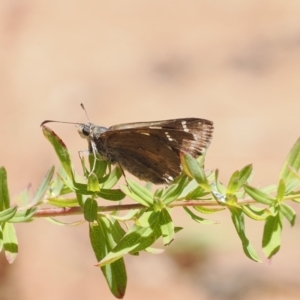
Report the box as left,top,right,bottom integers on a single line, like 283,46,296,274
97,189,125,201
194,205,225,214
214,169,226,194
238,164,253,188
244,185,276,205
32,166,55,206
230,207,261,262
276,179,286,202
285,177,300,194
42,126,74,180
227,170,240,194
110,209,140,222
183,207,216,224
70,182,125,201
88,154,108,180
185,186,210,200
121,180,153,207
47,197,78,207
0,206,18,222
180,153,210,190
159,208,174,245
178,179,199,198
280,203,296,226
101,166,122,189
46,218,84,226
262,213,282,258
98,211,161,267
87,173,100,192
161,176,189,205
241,205,269,221
3,222,18,263
144,247,164,254
84,198,98,222
90,217,127,299
0,226,3,252
280,138,300,184
0,167,10,210
8,207,37,223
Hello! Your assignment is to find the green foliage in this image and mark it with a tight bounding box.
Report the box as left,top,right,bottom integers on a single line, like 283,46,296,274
0,126,300,298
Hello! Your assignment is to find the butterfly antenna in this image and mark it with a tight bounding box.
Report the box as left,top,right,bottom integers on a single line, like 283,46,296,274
40,120,80,126
80,103,91,123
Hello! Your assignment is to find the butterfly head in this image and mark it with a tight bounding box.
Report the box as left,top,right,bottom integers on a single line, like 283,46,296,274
76,123,108,140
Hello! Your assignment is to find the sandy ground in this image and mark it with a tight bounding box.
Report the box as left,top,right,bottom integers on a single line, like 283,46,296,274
1,1,300,299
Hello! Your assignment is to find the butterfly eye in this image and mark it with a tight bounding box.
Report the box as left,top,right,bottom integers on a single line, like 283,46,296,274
82,127,90,136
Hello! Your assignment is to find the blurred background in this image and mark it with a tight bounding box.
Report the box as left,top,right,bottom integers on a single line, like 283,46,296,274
1,1,300,299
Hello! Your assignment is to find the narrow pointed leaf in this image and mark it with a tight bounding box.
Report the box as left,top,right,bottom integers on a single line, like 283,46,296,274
276,179,286,202
262,213,282,258
238,164,253,188
90,217,127,299
227,171,240,194
8,207,37,223
98,212,161,267
84,198,98,222
0,167,10,210
162,176,189,205
185,186,210,200
87,173,100,192
180,153,210,190
183,207,216,224
46,218,84,226
110,209,140,222
0,226,3,252
121,184,151,207
179,179,199,198
0,206,18,222
280,138,300,184
101,166,122,189
47,197,78,207
42,126,74,180
31,166,55,206
214,169,227,195
280,203,296,226
230,207,261,262
285,177,300,194
160,208,174,245
3,223,18,263
194,206,225,214
241,205,269,221
88,154,107,180
145,247,164,254
244,185,276,205
97,189,125,201
127,179,153,206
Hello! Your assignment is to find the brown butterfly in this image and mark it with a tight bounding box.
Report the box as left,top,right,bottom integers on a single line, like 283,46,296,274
41,105,213,184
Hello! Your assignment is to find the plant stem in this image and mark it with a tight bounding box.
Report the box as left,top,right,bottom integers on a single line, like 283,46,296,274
33,199,256,218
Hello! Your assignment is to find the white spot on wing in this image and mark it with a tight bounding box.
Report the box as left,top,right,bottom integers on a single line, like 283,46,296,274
165,131,173,141
181,121,189,132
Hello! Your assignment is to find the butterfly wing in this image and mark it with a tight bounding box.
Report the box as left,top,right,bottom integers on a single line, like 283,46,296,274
97,118,213,183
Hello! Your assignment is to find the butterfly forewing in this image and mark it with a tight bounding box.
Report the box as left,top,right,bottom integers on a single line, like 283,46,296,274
96,118,214,183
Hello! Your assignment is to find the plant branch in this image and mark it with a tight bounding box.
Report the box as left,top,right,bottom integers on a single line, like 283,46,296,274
33,198,257,218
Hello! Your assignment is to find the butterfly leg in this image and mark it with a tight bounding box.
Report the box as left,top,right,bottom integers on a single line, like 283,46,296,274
117,162,132,190
90,140,99,173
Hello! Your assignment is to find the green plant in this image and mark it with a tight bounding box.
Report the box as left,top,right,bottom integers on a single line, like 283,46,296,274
0,125,299,298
